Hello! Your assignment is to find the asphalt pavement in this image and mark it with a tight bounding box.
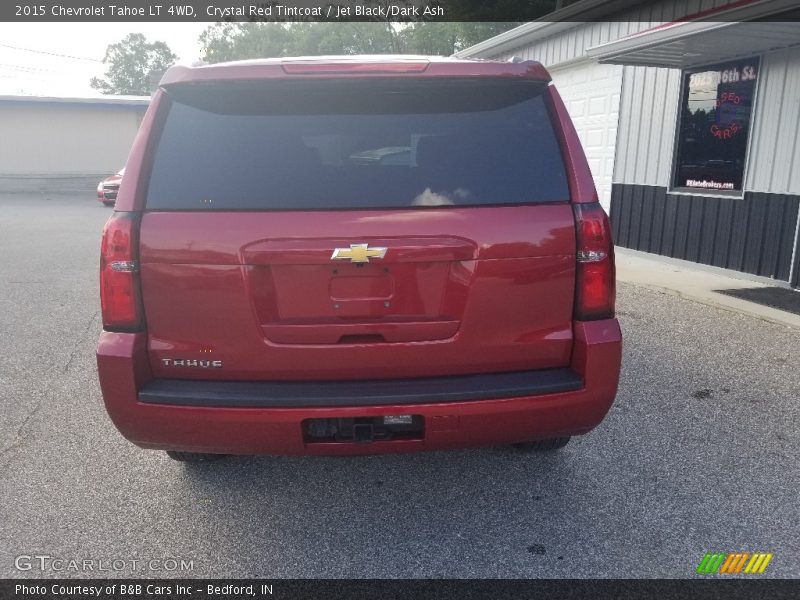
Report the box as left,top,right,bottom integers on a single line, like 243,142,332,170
1,193,798,578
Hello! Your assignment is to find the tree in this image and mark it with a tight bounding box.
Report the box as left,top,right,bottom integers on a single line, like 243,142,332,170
90,33,177,95
398,23,521,55
199,22,523,63
200,22,398,62
200,23,295,63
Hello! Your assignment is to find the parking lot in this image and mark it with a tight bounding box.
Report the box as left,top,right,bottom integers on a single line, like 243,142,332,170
1,193,798,578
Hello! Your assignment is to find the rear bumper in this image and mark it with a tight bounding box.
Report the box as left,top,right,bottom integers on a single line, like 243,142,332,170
139,368,583,408
96,319,621,455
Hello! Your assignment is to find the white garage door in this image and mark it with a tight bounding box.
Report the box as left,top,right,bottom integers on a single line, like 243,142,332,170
550,61,622,211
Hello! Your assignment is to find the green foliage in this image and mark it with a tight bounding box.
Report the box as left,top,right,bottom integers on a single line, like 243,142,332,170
199,22,524,63
200,23,293,62
399,23,522,55
443,0,556,21
90,33,177,95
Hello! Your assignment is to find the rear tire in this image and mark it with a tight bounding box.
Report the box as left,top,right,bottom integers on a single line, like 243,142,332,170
511,437,571,452
166,451,227,462
102,201,115,207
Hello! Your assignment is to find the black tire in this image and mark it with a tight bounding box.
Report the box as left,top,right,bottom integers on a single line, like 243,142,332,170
102,201,115,207
510,437,571,452
166,450,227,462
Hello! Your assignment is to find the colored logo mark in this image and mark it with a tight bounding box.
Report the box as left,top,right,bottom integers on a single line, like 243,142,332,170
696,552,773,575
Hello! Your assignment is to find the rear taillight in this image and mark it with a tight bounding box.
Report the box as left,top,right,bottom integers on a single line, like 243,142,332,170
100,212,143,331
573,202,615,321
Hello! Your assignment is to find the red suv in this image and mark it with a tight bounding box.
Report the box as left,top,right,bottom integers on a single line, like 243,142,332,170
97,168,125,207
97,57,621,461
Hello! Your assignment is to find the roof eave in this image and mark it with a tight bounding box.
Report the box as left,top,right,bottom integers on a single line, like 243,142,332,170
453,0,648,59
586,0,800,67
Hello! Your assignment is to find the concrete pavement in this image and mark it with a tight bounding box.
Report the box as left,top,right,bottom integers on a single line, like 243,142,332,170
1,195,798,578
616,247,800,329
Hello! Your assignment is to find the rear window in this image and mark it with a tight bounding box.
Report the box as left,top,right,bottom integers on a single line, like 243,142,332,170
146,78,569,211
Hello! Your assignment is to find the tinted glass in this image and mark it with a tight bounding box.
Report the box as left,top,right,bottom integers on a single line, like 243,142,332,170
673,59,759,192
146,79,569,210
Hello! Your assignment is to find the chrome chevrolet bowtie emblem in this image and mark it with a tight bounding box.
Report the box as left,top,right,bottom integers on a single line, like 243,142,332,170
331,243,387,264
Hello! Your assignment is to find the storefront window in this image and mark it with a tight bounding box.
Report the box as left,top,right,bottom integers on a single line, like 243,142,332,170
672,58,759,192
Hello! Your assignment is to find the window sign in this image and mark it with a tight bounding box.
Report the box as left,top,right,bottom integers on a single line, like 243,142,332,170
672,59,759,192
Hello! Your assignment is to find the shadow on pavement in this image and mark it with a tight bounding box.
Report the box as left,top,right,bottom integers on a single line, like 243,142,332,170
715,286,800,316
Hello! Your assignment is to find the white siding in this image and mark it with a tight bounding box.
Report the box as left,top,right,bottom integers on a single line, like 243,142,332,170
470,0,746,199
0,103,145,176
613,46,800,194
489,22,646,65
460,0,799,196
550,61,623,209
485,0,738,65
745,46,800,195
613,65,682,187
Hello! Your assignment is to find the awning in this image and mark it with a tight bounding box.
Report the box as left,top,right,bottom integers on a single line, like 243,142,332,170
587,0,800,69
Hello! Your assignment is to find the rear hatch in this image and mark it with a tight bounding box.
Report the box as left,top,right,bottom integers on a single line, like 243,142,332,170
139,77,576,381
